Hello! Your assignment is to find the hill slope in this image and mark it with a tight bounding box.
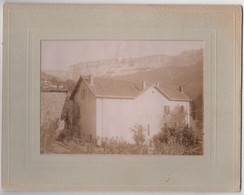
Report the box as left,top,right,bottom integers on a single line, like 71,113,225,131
41,71,76,92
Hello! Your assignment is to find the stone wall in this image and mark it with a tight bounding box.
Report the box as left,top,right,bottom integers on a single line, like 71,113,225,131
41,91,67,126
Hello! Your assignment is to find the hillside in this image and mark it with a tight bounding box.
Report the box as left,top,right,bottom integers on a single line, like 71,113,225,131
42,70,69,81
41,71,76,92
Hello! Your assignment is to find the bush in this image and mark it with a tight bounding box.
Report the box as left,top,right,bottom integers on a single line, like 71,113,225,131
131,125,146,146
152,126,197,155
100,135,149,154
181,127,196,146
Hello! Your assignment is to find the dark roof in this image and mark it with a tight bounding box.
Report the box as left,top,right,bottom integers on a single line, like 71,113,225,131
155,84,191,101
85,77,142,99
70,76,142,99
70,75,190,101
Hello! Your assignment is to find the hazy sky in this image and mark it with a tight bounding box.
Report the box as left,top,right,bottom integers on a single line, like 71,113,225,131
41,41,203,71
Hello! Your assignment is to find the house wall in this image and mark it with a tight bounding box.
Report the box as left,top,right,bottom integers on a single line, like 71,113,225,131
41,91,67,127
96,98,135,142
96,87,190,143
134,87,190,136
73,81,96,141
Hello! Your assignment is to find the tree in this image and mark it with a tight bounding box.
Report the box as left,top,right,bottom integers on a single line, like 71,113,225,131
194,94,203,129
190,100,196,120
131,125,146,146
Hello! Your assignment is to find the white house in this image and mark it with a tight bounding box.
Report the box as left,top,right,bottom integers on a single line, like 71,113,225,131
70,75,191,143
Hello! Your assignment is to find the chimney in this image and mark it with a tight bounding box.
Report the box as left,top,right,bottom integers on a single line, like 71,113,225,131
179,86,184,93
142,81,146,90
156,82,159,88
89,75,94,86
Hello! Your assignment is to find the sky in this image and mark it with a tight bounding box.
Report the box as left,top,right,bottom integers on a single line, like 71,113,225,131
41,40,204,71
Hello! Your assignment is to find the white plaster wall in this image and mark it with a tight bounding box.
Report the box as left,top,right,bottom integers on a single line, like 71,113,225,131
96,87,190,143
134,87,189,138
96,98,135,142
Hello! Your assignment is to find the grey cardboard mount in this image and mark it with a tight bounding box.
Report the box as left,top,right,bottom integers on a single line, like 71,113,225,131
2,4,242,191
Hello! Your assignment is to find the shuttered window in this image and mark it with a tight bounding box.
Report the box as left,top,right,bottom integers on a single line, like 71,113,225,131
180,105,185,113
164,105,170,114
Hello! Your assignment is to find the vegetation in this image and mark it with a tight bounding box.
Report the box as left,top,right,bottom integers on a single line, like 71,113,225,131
190,94,203,129
131,125,146,146
97,125,202,155
41,118,202,155
152,126,201,155
101,139,149,154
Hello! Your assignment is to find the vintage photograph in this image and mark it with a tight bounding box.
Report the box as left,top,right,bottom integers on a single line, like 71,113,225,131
41,40,204,155
3,3,241,191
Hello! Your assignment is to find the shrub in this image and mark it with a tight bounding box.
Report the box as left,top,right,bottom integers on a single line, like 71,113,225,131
100,135,149,154
130,125,146,146
181,127,196,146
152,126,197,155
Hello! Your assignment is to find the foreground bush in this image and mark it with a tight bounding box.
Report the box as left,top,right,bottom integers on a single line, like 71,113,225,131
152,126,199,155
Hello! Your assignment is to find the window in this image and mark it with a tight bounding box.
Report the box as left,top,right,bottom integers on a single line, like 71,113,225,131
147,124,150,136
180,105,185,113
164,105,170,114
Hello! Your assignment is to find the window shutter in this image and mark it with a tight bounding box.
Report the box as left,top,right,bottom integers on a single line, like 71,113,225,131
181,105,184,113
164,105,170,114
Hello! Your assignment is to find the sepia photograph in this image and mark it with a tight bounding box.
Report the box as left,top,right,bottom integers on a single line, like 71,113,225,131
2,3,241,191
41,40,204,155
